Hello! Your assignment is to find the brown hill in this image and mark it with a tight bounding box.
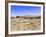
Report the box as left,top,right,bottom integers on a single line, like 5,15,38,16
15,15,41,19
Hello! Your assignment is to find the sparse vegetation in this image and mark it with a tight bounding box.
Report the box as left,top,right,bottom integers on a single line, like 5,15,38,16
11,16,41,31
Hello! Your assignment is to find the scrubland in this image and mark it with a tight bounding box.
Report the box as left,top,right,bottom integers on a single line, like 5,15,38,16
11,16,41,31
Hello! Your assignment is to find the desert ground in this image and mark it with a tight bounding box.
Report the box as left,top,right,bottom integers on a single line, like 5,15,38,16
11,16,41,31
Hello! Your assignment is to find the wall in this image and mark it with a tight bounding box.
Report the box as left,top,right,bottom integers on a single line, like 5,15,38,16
0,0,45,37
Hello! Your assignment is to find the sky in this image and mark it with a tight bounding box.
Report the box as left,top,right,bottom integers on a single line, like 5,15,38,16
11,5,41,17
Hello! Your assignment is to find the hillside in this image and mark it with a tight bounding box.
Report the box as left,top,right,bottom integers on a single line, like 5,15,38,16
11,15,41,31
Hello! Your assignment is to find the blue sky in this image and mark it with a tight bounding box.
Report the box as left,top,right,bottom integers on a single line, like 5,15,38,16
11,5,41,17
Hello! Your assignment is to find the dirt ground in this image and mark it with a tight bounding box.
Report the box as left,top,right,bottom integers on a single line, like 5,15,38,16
11,18,41,31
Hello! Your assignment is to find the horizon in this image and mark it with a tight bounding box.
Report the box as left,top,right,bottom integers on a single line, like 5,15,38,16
11,15,40,17
11,5,41,17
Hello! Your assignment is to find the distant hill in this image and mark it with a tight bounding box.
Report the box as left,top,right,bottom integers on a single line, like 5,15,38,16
11,15,41,19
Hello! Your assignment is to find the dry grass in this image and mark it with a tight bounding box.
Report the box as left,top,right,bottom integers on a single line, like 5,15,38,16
11,18,41,31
